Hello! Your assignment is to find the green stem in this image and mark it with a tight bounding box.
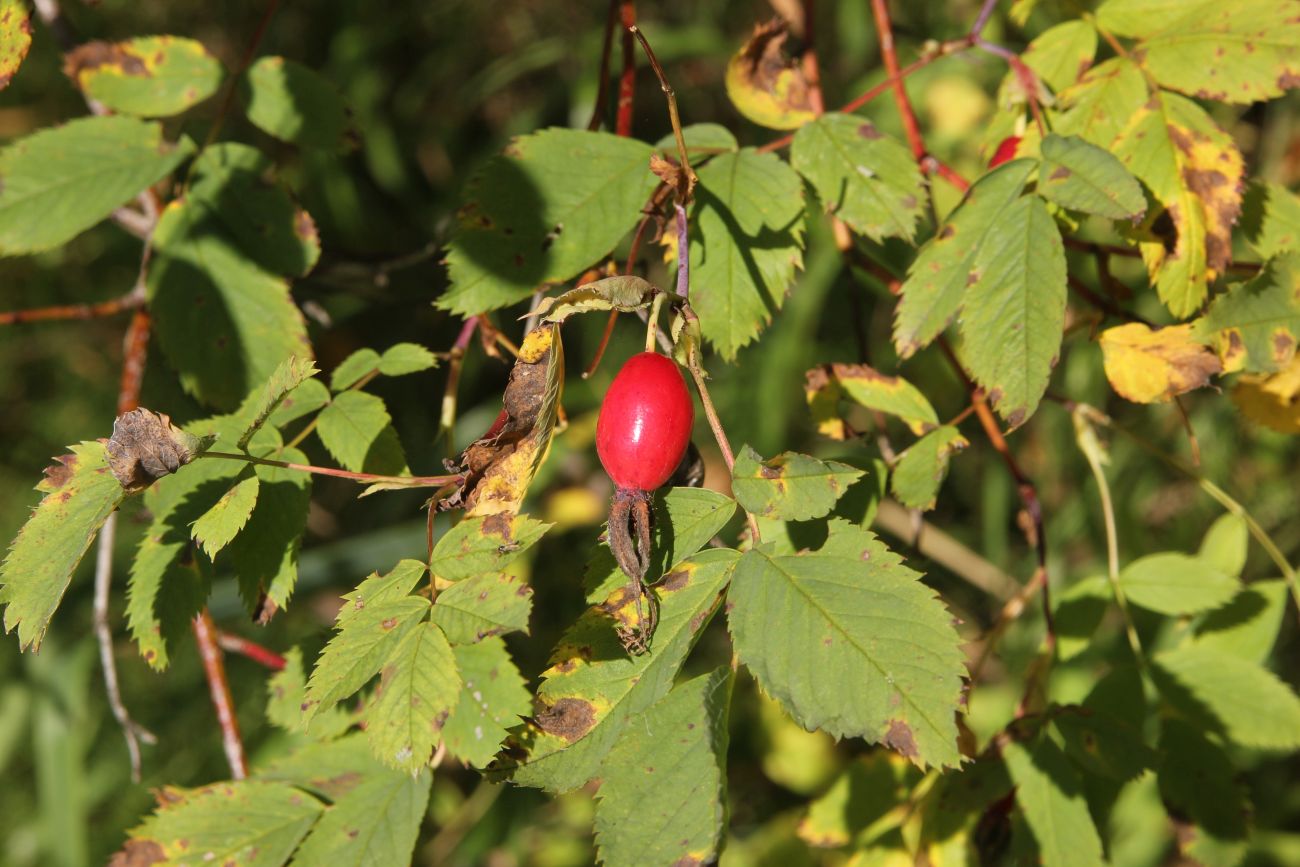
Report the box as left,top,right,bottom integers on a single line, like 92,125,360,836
644,291,666,353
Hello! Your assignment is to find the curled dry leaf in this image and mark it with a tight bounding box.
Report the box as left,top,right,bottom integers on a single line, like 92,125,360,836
1099,323,1222,404
446,324,564,516
533,275,657,324
724,18,817,131
104,408,214,493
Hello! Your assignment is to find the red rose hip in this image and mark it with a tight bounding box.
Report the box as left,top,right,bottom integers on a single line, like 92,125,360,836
988,135,1021,168
596,351,694,492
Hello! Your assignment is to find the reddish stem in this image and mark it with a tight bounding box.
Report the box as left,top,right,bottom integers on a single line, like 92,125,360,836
800,0,826,115
193,609,248,779
0,291,144,326
202,0,283,152
616,1,637,136
588,0,620,131
216,631,287,671
870,0,925,159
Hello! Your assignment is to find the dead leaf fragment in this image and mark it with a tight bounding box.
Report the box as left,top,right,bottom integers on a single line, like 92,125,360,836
1100,322,1221,403
724,19,817,131
104,408,212,493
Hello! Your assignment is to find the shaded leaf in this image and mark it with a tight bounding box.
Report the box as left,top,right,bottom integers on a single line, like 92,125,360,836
1195,252,1300,373
316,390,409,475
893,159,1036,357
1099,322,1221,403
0,116,192,255
1151,645,1300,750
594,669,733,867
1192,579,1289,664
1003,735,1106,867
228,446,311,614
798,753,917,848
495,548,739,792
1053,706,1155,782
439,130,658,314
429,514,550,582
805,363,938,439
442,638,531,767
724,19,816,130
891,425,968,511
1233,351,1300,433
431,572,532,644
1157,719,1250,867
1119,552,1238,615
0,442,126,651
243,56,353,149
119,780,323,867
687,148,805,358
1240,180,1300,260
959,194,1067,426
1054,576,1111,662
363,622,461,771
65,36,222,117
1037,133,1146,220
265,647,353,740
791,113,925,242
731,445,863,521
728,522,965,768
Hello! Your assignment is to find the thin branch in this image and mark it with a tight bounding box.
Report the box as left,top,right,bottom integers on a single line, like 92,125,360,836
673,203,690,298
870,0,926,160
874,499,1019,600
0,290,144,326
616,1,637,136
193,609,248,780
436,316,481,457
201,0,283,153
202,450,464,489
627,24,696,199
971,0,1000,37
588,0,620,131
800,0,826,115
216,631,287,671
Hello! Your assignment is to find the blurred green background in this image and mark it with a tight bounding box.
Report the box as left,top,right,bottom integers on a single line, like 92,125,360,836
1,1,1298,864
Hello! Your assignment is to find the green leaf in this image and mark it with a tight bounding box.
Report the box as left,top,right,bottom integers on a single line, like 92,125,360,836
1192,579,1289,663
120,780,323,867
191,471,260,559
1037,133,1145,220
1157,719,1250,867
1003,735,1106,867
499,548,739,792
190,143,321,278
1119,552,1238,615
594,668,733,867
378,343,438,377
330,349,381,391
959,194,1067,426
731,445,863,521
363,622,461,771
0,116,192,255
228,447,311,612
429,514,550,582
316,390,409,475
1053,706,1155,782
688,148,806,358
1053,576,1111,662
1020,20,1098,93
791,113,925,243
148,170,312,410
1113,90,1244,318
890,426,969,511
797,753,917,848
1151,645,1300,750
0,0,32,93
67,36,223,117
656,122,739,154
805,363,939,438
1052,57,1148,148
269,377,331,427
1198,513,1249,577
237,356,318,450
1240,181,1300,260
266,648,353,740
1194,252,1300,373
431,572,532,644
0,442,126,651
243,56,353,149
336,560,428,625
728,522,965,768
1097,0,1300,104
585,487,737,602
442,637,532,767
893,159,1036,357
303,596,430,722
439,129,660,314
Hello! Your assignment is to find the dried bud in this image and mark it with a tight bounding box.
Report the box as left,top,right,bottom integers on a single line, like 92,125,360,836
105,408,212,493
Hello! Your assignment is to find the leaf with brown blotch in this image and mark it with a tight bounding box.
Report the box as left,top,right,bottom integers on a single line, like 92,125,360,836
105,408,216,493
1099,323,1222,404
724,19,817,131
447,324,564,516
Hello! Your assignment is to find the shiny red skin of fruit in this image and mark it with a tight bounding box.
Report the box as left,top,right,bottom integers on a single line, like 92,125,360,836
596,352,694,492
989,135,1021,168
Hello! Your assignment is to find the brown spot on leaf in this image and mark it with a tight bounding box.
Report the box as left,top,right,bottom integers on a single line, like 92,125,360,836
1049,166,1071,181
108,839,166,867
64,41,148,84
883,718,918,758
672,857,702,867
938,224,956,240
1273,329,1296,362
858,123,883,140
660,569,689,592
759,464,782,480
535,697,597,742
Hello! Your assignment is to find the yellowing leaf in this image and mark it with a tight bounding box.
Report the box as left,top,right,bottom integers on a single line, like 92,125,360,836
1099,323,1221,403
1194,252,1300,373
724,19,817,131
1232,354,1300,433
805,364,938,438
0,0,32,91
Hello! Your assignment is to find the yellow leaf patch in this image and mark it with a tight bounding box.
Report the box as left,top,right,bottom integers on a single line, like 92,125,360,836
1232,355,1300,434
1099,322,1222,403
724,19,817,131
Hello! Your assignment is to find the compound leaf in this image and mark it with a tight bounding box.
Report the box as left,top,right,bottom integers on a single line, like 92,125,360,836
442,637,532,767
731,445,863,521
363,622,461,772
431,573,532,644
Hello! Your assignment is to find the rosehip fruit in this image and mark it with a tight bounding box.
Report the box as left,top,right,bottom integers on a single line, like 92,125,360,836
595,350,695,654
596,351,695,492
989,135,1021,168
